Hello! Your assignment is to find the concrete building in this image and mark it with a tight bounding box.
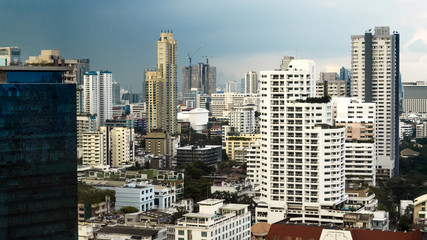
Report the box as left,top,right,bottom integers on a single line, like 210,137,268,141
97,226,164,240
316,78,346,98
416,122,427,138
245,71,258,94
182,88,211,111
77,201,109,222
182,62,216,96
0,46,21,66
413,194,427,225
100,182,155,212
400,122,413,140
279,56,294,70
83,71,113,128
82,131,107,166
250,60,348,224
211,92,259,118
82,126,134,167
145,129,174,157
109,126,135,168
351,26,400,177
154,184,176,209
26,49,65,66
175,199,252,240
65,58,90,86
77,114,98,157
402,82,427,113
225,133,260,162
346,188,378,211
158,31,178,135
112,81,121,105
176,143,222,166
145,70,164,132
228,106,256,134
332,97,376,187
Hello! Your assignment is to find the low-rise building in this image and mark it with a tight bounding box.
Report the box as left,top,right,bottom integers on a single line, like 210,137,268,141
96,226,165,240
78,200,109,222
414,194,427,225
225,133,260,162
125,210,172,225
154,184,176,209
346,188,378,211
175,199,252,240
176,143,222,166
99,182,154,212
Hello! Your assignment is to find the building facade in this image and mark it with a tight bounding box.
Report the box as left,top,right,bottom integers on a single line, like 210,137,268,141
245,71,258,94
157,31,178,135
351,26,400,177
175,199,252,240
0,66,77,239
176,144,222,166
402,83,427,113
0,47,21,66
82,71,113,128
250,60,347,224
182,62,216,96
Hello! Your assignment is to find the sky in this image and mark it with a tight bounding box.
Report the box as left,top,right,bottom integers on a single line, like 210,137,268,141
2,0,427,92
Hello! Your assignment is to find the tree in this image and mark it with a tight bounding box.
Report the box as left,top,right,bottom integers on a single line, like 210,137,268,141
117,206,139,214
171,208,188,223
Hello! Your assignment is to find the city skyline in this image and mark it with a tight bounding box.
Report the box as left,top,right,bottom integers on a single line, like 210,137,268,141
2,0,427,92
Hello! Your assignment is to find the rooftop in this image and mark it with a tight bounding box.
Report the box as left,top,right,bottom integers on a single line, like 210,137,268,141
198,198,224,206
97,226,158,237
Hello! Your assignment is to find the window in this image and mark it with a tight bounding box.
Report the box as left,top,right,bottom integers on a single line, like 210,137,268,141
178,230,184,235
202,232,207,237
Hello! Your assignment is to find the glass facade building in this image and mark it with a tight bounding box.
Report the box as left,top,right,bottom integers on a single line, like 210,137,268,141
0,67,77,239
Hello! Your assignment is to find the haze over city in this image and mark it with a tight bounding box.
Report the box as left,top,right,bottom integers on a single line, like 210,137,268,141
2,0,427,91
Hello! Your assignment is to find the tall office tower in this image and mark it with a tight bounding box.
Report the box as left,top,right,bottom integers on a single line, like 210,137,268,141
145,70,164,132
112,81,121,105
157,31,178,135
245,71,258,93
83,71,113,128
0,47,21,66
0,66,77,239
182,62,216,95
351,26,400,177
251,60,347,224
333,98,376,189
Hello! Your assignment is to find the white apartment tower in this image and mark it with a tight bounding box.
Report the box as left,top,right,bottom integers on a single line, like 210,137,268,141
228,106,256,133
83,71,113,128
332,97,376,188
245,71,258,94
251,60,347,224
351,26,400,177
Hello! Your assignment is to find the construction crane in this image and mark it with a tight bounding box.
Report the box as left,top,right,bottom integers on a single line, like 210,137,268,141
186,46,202,67
202,55,214,65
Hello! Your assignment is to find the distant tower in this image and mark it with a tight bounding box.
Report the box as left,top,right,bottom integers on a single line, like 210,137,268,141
182,63,216,96
157,32,178,135
351,26,400,177
83,71,113,128
145,70,164,132
245,71,258,94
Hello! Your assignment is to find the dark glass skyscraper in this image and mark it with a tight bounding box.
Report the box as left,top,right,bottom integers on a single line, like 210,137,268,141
0,66,77,239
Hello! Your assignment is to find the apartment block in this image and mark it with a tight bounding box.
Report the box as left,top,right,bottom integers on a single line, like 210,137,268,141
351,26,400,177
250,60,347,224
228,106,256,134
225,134,260,162
175,199,252,240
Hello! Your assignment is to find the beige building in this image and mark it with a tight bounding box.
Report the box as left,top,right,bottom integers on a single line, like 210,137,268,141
0,47,21,66
109,127,135,167
82,126,135,167
414,194,427,225
145,70,163,132
78,201,109,222
225,133,260,161
157,31,178,135
77,114,97,157
26,49,64,66
82,131,107,166
145,129,171,156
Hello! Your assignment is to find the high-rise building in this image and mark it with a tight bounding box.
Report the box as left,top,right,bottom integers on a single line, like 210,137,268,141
65,59,90,85
82,71,113,128
77,113,97,157
145,70,163,132
182,62,216,95
157,31,178,135
228,106,256,133
333,97,377,188
250,60,347,224
402,82,427,113
245,71,258,94
0,47,21,66
112,81,121,105
351,26,400,177
0,66,77,239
